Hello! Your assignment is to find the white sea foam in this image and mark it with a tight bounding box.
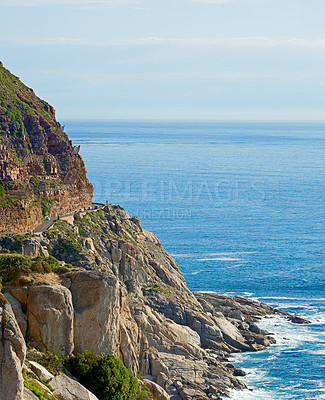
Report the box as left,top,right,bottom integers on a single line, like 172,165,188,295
204,252,258,256
308,349,325,355
257,315,319,347
195,290,217,294
257,296,325,302
225,263,243,269
309,312,325,325
226,388,279,400
197,257,241,261
220,291,237,296
171,251,257,258
183,270,203,276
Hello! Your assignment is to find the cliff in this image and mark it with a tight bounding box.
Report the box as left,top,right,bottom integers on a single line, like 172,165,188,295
0,63,93,235
0,206,306,400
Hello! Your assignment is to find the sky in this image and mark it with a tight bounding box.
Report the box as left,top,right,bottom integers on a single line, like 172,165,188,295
0,0,325,120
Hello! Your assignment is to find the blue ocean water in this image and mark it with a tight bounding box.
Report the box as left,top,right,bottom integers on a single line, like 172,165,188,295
65,120,325,399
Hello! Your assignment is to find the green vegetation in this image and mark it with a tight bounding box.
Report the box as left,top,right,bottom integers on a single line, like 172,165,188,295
0,293,8,307
26,349,152,400
65,351,151,400
0,183,6,197
24,378,55,400
0,184,20,208
142,283,175,297
97,210,107,222
0,235,30,253
0,251,72,283
27,350,68,375
0,63,56,128
41,197,51,217
0,63,90,216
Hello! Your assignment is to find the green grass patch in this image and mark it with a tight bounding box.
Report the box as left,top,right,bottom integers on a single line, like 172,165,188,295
24,379,55,400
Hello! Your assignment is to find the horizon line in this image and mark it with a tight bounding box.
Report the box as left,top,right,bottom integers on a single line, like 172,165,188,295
60,118,325,123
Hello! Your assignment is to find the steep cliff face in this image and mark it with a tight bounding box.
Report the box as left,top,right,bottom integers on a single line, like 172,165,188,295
0,63,93,235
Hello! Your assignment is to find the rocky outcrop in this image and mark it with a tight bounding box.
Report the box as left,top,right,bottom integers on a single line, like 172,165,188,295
0,303,26,400
144,379,170,400
0,63,93,235
50,373,99,400
1,205,304,399
69,270,120,357
27,284,74,355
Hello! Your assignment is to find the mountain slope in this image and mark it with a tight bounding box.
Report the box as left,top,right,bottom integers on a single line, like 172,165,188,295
0,62,93,234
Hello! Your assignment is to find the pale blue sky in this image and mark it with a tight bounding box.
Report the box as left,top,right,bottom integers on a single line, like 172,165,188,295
0,0,325,120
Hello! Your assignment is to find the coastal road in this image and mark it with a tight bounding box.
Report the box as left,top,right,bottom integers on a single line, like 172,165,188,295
33,218,56,234
33,203,105,234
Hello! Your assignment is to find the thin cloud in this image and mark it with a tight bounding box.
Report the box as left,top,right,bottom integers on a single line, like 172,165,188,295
0,0,138,7
191,0,230,3
2,36,325,49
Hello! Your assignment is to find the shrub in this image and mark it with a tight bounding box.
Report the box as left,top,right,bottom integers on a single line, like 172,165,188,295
65,351,138,400
0,250,72,283
27,350,67,375
0,293,8,307
0,254,32,282
0,248,11,254
19,277,34,285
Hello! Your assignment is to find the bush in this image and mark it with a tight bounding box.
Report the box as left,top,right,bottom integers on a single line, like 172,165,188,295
0,251,72,283
0,248,11,254
27,350,67,375
65,351,139,400
0,293,8,307
0,254,32,282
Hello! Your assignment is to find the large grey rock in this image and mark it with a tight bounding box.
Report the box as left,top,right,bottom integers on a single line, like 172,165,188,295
50,373,99,400
4,292,27,337
144,379,170,400
0,303,26,400
213,317,251,351
22,388,39,400
28,360,54,381
69,271,120,355
27,284,74,355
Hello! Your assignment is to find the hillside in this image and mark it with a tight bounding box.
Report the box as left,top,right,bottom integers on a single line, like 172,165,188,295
0,63,93,234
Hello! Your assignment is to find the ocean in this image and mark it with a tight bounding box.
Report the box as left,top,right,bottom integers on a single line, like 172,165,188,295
65,120,325,400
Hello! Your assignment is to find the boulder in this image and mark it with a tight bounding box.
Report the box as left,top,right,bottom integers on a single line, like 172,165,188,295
82,237,96,252
213,317,251,351
22,388,39,400
0,303,26,400
4,292,27,337
50,373,99,400
28,360,54,381
27,284,74,355
144,379,170,400
69,271,120,355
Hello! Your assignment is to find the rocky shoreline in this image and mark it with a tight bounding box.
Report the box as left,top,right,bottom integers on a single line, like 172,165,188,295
0,205,309,400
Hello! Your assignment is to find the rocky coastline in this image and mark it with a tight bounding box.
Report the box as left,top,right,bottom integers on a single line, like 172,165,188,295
0,205,308,400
